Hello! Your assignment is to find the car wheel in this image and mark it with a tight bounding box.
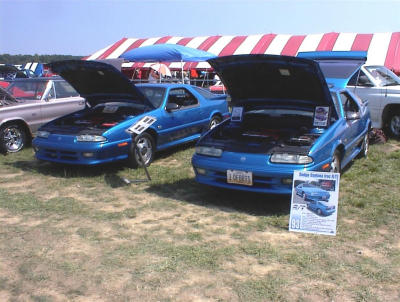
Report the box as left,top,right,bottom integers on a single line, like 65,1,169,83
302,192,306,201
357,133,369,158
208,116,221,130
0,123,27,153
387,112,400,137
127,133,155,168
317,209,322,215
330,151,341,173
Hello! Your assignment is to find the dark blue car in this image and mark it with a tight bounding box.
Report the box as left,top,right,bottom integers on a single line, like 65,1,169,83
295,183,330,202
33,60,229,167
191,53,370,194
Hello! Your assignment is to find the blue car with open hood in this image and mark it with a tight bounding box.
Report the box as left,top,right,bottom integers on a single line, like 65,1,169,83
32,60,229,167
191,53,370,194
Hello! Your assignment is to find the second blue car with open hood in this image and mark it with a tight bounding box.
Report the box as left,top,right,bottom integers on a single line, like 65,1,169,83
191,53,370,194
32,60,229,167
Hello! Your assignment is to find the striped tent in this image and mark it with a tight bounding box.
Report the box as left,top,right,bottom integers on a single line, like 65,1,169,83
85,32,400,74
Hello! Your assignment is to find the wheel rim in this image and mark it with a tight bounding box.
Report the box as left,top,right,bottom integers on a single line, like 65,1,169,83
317,209,322,215
390,115,400,136
209,118,220,129
135,137,153,165
330,154,340,173
3,126,24,152
363,135,369,156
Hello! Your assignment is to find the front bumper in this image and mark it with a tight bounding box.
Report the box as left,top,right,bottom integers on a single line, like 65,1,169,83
192,152,331,194
33,136,130,165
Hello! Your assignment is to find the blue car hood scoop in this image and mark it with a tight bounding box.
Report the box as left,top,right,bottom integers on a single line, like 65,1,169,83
207,54,333,108
48,60,154,109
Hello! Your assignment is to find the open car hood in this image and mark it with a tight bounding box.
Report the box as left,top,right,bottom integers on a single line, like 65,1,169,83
48,60,153,109
297,51,367,88
208,54,333,108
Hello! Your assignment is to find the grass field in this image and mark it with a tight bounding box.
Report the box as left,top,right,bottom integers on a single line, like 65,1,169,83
0,141,399,301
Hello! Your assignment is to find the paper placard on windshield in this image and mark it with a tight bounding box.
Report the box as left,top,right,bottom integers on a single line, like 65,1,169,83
103,105,118,113
126,116,157,135
289,170,340,236
231,107,243,122
313,106,330,127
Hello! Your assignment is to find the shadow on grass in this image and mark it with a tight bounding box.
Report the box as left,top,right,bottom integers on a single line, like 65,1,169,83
146,178,291,218
5,159,134,189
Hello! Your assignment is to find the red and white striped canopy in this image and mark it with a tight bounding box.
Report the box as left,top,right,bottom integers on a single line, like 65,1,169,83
86,32,400,73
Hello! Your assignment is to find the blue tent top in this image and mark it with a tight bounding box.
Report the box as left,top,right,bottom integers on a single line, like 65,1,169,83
119,44,216,62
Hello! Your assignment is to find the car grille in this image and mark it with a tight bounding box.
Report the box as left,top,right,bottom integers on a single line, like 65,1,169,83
43,148,79,161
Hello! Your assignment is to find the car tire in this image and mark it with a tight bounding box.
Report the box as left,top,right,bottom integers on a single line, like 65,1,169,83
386,111,400,137
317,209,322,216
330,151,341,173
357,133,369,158
0,123,27,153
127,133,155,168
208,115,221,130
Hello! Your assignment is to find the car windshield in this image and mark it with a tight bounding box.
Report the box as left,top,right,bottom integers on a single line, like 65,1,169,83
365,66,400,87
6,80,48,100
138,86,166,108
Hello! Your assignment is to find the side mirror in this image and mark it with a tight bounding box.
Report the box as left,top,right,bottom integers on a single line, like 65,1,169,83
346,111,360,120
166,102,179,112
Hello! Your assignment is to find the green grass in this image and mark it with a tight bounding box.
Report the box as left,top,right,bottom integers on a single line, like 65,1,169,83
0,142,399,301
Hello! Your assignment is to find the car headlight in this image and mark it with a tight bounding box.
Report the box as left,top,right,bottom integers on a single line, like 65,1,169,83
76,135,107,142
270,153,313,164
36,131,50,138
195,146,223,157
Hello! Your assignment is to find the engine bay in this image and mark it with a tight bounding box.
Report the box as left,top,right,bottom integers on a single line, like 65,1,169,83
206,111,323,154
54,103,140,130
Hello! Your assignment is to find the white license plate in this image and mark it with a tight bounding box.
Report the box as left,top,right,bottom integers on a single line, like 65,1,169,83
227,169,253,186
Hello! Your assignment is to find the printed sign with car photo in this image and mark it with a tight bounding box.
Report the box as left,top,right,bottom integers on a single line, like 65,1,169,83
289,170,340,236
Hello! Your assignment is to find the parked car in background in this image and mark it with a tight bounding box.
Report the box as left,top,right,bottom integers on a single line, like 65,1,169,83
33,60,229,166
0,77,85,153
0,64,36,80
346,65,400,136
295,183,330,201
192,53,370,194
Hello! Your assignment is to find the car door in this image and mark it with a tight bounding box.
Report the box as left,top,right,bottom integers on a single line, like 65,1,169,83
157,87,203,147
348,70,383,127
40,80,85,126
339,91,364,160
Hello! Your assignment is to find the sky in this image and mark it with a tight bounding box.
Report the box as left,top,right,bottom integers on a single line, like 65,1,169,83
1,0,400,56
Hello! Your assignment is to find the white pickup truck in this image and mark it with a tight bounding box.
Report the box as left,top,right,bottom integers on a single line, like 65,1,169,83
347,65,400,136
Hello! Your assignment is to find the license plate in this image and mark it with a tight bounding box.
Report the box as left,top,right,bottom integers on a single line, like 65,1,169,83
227,169,253,186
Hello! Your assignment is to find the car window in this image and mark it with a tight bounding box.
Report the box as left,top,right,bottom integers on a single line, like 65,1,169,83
193,86,218,99
365,66,400,87
339,92,360,114
167,88,198,109
348,70,373,87
6,80,48,100
137,86,166,108
54,81,79,98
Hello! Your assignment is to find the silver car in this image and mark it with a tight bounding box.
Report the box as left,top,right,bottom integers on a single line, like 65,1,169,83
0,77,85,153
347,65,400,136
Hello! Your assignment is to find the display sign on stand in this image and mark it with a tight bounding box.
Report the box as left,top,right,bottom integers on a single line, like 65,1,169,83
289,170,340,236
125,116,157,183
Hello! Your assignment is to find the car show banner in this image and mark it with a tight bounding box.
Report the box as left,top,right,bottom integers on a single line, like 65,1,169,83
289,170,340,236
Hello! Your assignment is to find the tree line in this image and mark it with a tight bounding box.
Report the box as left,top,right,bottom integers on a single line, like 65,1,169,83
0,54,84,65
